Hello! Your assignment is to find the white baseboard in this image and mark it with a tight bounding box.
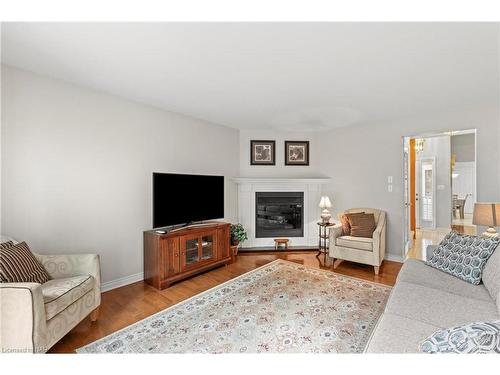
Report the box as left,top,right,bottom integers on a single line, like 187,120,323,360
101,272,144,292
384,253,404,263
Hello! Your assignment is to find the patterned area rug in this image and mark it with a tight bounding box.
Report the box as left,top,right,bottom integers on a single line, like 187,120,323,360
78,260,391,353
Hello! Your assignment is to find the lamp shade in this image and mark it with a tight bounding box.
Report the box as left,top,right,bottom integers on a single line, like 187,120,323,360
472,203,499,227
319,196,332,209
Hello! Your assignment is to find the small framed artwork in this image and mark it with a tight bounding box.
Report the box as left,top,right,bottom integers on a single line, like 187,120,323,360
285,141,309,166
250,140,276,165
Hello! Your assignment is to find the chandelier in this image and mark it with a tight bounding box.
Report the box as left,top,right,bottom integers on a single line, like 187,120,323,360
415,138,425,153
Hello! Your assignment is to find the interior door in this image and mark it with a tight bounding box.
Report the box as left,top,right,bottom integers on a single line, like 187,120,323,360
403,139,413,254
418,158,436,229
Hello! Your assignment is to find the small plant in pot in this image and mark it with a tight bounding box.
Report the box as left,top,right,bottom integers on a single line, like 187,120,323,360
230,223,248,253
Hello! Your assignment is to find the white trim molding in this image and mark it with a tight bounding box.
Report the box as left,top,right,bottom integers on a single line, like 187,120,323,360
232,177,331,185
385,253,404,263
101,272,144,292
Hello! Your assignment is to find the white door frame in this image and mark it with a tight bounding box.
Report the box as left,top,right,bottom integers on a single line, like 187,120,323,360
401,129,476,261
402,138,413,255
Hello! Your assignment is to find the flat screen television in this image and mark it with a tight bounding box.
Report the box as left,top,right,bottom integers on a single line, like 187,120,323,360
153,172,224,228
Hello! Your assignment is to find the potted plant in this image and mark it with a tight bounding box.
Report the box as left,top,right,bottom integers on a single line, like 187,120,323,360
230,223,248,257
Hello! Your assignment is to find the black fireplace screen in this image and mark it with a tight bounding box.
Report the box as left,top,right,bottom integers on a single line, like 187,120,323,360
255,192,304,238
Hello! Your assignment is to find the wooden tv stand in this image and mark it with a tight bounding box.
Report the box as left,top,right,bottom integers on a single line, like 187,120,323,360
143,222,231,289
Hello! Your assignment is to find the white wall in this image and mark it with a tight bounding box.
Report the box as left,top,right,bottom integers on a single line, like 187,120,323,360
1,66,240,286
451,133,475,162
451,133,476,214
3,65,500,285
239,130,325,178
416,136,451,228
317,105,500,261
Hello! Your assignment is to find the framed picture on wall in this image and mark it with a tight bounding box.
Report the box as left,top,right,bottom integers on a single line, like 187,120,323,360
285,141,309,166
250,140,276,165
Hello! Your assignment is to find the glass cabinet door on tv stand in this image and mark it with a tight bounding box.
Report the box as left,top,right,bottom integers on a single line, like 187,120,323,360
181,232,216,270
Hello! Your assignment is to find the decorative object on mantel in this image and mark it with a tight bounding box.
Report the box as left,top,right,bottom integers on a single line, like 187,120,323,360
285,140,309,166
77,259,391,353
319,195,332,223
473,202,500,238
250,140,275,165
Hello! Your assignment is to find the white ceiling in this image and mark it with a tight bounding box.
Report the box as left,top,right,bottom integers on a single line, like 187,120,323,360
2,23,498,131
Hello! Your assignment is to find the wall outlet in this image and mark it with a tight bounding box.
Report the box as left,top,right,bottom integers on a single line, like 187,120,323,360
388,184,393,192
387,176,393,184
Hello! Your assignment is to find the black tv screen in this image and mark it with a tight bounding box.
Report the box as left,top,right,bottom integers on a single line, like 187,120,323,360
153,173,224,228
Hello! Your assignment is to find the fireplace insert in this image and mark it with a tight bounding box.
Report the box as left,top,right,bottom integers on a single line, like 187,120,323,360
255,192,304,238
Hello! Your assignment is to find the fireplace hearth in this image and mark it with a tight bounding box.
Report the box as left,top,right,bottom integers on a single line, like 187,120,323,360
255,192,304,238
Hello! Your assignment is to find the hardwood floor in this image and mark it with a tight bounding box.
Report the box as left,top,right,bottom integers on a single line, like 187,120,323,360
406,226,476,260
49,251,402,353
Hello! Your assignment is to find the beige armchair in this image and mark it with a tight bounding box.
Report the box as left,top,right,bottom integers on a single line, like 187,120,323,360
329,208,386,274
0,253,101,353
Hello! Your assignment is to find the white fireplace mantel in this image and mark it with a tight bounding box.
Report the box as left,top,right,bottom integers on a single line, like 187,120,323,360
232,177,331,185
232,177,331,248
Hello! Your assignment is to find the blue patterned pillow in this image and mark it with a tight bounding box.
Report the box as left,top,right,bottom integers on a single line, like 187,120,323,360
426,232,500,285
420,321,500,353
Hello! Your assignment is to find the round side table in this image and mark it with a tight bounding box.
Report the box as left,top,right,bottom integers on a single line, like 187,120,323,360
317,221,335,260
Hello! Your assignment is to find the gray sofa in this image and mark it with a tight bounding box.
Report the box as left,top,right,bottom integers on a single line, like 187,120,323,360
366,243,500,353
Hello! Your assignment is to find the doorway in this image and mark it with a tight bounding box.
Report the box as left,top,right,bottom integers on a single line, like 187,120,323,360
416,157,436,229
402,130,477,260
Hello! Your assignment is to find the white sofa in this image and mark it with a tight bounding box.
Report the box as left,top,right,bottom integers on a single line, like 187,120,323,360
365,244,500,353
329,208,386,274
0,252,101,353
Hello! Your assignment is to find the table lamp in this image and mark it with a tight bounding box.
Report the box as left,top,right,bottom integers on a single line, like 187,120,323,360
472,203,500,238
319,196,332,224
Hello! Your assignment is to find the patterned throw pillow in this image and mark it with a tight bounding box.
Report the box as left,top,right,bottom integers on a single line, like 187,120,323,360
0,241,50,284
420,321,500,353
0,241,14,249
426,232,500,285
0,242,15,280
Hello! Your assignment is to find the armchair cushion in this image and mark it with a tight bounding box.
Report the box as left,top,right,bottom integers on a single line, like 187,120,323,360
348,213,376,237
341,212,365,235
42,275,95,320
1,242,50,284
339,214,351,236
336,236,373,251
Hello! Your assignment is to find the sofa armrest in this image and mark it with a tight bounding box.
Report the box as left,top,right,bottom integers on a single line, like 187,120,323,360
35,253,101,305
0,283,47,353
